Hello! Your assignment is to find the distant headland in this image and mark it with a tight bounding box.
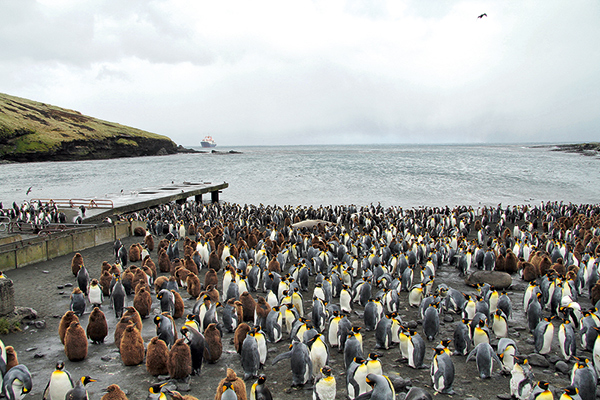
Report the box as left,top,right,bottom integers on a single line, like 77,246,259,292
0,92,197,162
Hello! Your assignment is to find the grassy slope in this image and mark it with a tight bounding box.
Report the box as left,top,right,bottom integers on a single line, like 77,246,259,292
0,92,173,156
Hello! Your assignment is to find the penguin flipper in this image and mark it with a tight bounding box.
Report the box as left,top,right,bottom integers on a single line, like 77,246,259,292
42,379,51,400
355,390,373,400
465,346,478,363
271,350,292,366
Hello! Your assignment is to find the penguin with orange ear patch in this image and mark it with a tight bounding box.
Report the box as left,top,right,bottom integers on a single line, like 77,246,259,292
64,321,88,361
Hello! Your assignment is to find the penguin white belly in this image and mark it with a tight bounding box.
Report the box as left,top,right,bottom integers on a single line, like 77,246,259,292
407,339,416,367
11,380,25,400
88,287,102,305
540,325,554,354
310,342,328,376
328,320,339,347
493,318,508,337
314,378,336,400
464,302,476,319
399,335,409,358
558,326,567,359
49,373,73,399
501,347,515,371
355,366,369,396
408,289,422,307
340,291,352,313
593,339,600,377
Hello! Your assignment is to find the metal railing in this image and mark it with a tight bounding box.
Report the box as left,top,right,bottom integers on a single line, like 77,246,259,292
29,198,114,209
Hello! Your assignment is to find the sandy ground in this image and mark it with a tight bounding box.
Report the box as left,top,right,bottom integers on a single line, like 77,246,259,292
1,232,588,400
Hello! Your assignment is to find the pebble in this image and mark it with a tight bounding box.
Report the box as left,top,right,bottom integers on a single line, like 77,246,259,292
57,285,64,289
527,353,550,368
42,270,49,274
547,355,560,365
34,320,46,329
101,355,112,362
65,283,73,287
497,394,512,400
555,361,570,374
34,353,45,358
177,383,191,392
526,338,535,345
443,315,453,322
407,320,418,329
58,291,65,295
25,347,37,352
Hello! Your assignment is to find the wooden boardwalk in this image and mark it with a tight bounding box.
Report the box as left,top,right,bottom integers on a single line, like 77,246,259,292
33,181,229,222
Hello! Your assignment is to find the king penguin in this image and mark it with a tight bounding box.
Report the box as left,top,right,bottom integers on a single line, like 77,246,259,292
407,330,426,369
313,366,336,400
466,342,501,379
430,347,455,394
65,376,96,400
2,364,32,400
534,317,555,355
250,375,272,400
43,361,74,400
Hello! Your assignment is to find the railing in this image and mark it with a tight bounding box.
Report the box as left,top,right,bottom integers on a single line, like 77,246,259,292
0,216,10,233
29,198,114,209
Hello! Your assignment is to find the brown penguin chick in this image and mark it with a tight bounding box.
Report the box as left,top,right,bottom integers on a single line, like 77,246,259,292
133,226,146,236
566,271,577,282
129,243,142,262
538,255,553,276
167,338,192,379
121,270,135,295
186,273,202,299
214,368,247,400
101,384,129,400
87,307,108,344
591,282,600,306
71,252,84,276
110,263,122,275
175,266,192,287
64,321,88,361
172,290,185,319
146,336,169,376
239,292,256,323
473,219,482,231
255,296,271,326
233,323,252,354
143,256,157,279
203,323,223,363
494,252,505,272
154,276,169,293
120,323,145,366
132,268,149,292
267,258,280,273
184,256,199,276
529,250,542,266
101,261,112,273
166,390,198,400
552,258,566,277
99,270,113,296
158,249,171,273
59,311,80,344
171,258,183,276
5,346,18,371
204,285,220,304
204,269,219,289
158,238,169,253
133,286,152,318
114,316,134,349
187,223,196,236
184,245,194,258
144,233,155,252
521,262,539,282
504,249,519,274
233,301,244,323
208,251,221,272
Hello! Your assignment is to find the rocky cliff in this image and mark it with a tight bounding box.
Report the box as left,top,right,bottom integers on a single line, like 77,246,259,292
0,92,179,162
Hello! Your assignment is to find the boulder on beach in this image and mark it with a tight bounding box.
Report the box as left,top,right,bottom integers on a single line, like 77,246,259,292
464,270,512,289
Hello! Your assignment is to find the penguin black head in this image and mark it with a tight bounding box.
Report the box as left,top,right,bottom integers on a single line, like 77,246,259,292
433,347,445,355
56,361,65,370
257,375,267,385
321,366,332,377
537,381,550,390
564,386,578,396
149,382,168,394
440,339,452,348
82,376,97,386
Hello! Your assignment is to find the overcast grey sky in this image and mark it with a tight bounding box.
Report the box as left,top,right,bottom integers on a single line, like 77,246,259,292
1,0,599,146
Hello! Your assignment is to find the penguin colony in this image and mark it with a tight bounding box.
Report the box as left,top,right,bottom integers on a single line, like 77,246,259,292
2,201,600,399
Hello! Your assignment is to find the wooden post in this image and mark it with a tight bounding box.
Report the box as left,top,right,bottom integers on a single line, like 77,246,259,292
195,194,203,203
211,190,220,203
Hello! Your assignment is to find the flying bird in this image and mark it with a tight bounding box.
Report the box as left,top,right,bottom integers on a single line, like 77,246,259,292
478,13,487,18
26,186,32,195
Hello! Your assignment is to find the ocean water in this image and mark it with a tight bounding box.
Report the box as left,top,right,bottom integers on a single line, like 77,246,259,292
1,144,599,209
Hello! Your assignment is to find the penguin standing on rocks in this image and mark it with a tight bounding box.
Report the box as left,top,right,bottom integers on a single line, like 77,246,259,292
571,359,597,400
65,376,96,400
453,318,471,356
422,303,440,341
534,317,555,355
241,331,260,380
145,336,169,376
120,324,144,366
42,361,73,400
167,338,192,379
466,342,501,379
86,307,108,344
264,306,282,343
111,276,126,319
59,311,80,345
407,330,426,369
271,340,312,387
64,321,88,362
154,313,176,348
70,288,86,317
430,347,455,394
492,309,509,338
249,375,272,400
3,364,32,400
559,319,576,360
346,357,368,400
362,374,396,400
180,325,206,375
497,338,518,373
88,279,103,308
77,265,90,295
204,323,223,363
313,366,335,400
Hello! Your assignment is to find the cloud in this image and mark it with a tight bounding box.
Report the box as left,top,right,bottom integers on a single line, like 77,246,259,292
0,0,599,146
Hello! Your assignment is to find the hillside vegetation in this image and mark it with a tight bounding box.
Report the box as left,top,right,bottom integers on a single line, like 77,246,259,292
0,92,178,162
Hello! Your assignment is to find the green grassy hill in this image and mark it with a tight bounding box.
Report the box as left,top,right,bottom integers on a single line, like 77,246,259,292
0,92,178,162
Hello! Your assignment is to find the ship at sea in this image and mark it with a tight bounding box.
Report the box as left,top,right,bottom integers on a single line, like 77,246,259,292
201,135,217,148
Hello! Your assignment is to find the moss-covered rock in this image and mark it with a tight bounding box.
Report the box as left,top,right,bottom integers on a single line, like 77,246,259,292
0,92,178,162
